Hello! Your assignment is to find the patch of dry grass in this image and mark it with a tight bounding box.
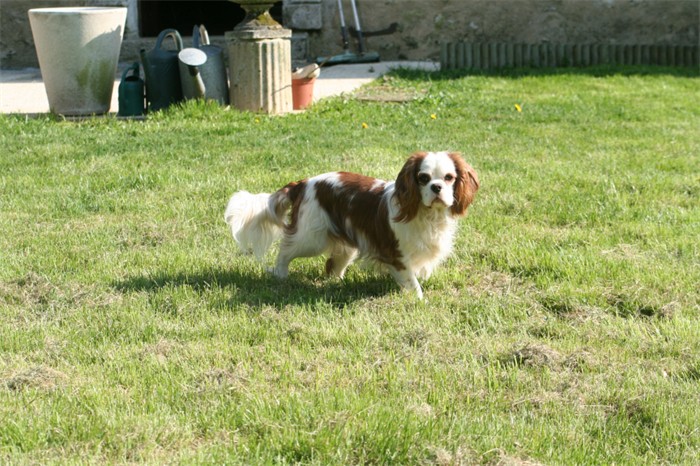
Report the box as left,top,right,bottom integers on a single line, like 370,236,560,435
3,366,68,391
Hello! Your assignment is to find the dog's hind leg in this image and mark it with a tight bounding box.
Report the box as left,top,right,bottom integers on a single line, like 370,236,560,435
269,196,340,279
272,236,328,278
325,244,358,279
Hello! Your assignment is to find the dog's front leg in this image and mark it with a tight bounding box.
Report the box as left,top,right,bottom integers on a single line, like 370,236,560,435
388,267,424,300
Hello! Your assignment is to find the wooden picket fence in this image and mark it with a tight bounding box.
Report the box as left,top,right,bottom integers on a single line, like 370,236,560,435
440,42,700,70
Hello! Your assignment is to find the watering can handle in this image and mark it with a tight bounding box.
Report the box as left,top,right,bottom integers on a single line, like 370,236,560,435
120,62,140,81
155,28,183,51
192,25,200,48
200,25,210,46
192,25,211,48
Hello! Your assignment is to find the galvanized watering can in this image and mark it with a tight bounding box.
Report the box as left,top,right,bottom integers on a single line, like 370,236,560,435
140,28,184,111
190,25,229,105
117,62,145,117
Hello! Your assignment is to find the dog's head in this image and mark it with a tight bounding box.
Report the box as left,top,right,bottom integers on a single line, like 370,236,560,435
393,151,479,222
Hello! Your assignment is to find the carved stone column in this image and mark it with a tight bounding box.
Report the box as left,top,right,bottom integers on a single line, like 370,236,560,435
226,1,293,114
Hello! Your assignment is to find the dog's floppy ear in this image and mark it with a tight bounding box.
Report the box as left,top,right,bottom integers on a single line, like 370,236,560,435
393,152,425,223
449,152,479,216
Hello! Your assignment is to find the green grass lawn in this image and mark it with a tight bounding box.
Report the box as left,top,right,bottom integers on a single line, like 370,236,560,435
1,67,699,464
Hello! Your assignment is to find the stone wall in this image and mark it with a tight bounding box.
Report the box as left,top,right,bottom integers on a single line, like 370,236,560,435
2,0,698,69
309,0,699,62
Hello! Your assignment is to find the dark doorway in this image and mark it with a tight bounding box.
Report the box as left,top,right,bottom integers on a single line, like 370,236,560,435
138,1,283,37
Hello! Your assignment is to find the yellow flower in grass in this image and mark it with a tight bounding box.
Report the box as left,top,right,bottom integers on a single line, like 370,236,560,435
514,103,523,113
362,122,369,129
430,113,437,120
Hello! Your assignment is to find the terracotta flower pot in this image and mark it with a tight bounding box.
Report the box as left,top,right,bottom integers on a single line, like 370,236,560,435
28,7,127,116
292,77,315,110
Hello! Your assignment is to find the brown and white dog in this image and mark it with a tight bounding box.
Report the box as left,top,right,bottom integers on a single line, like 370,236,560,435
224,151,479,299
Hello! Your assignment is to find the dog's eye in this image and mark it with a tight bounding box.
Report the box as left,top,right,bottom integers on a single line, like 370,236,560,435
417,174,431,185
445,174,455,182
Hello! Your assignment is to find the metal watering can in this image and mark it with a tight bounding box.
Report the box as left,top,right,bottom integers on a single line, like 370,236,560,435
140,28,184,111
117,63,145,117
178,48,207,100
186,25,229,105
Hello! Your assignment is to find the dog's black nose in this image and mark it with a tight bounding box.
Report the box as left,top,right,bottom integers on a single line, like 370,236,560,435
431,184,442,194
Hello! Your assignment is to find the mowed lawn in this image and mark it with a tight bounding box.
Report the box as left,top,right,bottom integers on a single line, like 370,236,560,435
1,67,699,464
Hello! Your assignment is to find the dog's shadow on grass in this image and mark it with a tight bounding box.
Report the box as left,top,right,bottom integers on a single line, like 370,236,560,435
113,265,398,310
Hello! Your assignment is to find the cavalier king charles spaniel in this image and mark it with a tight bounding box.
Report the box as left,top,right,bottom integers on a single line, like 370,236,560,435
224,151,479,299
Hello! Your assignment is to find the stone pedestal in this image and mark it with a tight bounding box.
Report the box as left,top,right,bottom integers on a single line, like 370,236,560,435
226,25,293,114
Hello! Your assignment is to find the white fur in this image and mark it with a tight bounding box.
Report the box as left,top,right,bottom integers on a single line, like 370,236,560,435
389,192,457,279
224,191,282,260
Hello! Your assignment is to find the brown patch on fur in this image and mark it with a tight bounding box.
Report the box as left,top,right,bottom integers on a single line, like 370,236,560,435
314,172,406,270
393,152,426,223
274,180,306,235
448,152,479,216
325,257,335,275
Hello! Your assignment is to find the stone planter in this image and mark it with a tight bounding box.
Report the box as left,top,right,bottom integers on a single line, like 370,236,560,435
28,7,127,116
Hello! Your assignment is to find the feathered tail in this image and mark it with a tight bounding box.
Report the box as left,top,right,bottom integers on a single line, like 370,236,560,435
224,190,289,260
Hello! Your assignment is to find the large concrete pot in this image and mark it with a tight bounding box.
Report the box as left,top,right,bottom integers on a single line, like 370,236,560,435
28,7,127,116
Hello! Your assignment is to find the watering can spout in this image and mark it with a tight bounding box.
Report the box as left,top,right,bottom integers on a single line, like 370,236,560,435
178,48,207,99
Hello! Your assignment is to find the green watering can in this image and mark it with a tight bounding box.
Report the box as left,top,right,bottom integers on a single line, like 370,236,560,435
117,63,145,117
140,28,184,111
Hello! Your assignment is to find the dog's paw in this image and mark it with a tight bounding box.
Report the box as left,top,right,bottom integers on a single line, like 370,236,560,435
266,266,288,279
